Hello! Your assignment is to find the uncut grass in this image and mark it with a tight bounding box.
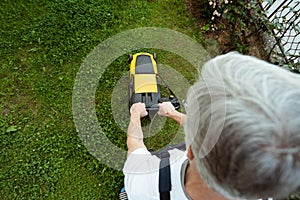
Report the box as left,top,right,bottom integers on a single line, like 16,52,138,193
0,0,200,199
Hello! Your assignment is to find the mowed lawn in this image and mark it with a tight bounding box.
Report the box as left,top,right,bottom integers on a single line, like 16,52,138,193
2,0,299,199
0,0,202,199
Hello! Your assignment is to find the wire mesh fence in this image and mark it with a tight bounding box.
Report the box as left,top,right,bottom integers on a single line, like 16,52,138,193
259,0,300,70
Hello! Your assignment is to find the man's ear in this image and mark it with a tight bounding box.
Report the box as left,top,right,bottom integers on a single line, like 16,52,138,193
187,146,194,160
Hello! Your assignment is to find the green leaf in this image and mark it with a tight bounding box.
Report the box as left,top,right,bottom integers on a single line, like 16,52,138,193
6,126,17,133
28,47,39,52
201,24,211,31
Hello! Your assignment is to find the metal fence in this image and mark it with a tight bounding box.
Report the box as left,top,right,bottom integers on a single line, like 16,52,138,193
259,0,299,69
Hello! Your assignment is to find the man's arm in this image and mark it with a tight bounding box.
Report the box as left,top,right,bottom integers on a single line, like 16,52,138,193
127,103,148,156
158,102,186,126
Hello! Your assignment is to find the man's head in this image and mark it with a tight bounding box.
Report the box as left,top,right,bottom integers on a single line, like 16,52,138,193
184,52,300,199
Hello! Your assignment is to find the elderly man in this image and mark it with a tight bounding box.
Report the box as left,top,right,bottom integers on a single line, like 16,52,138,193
123,52,300,200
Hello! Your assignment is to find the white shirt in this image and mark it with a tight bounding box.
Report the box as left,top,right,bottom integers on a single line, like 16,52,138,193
123,148,190,200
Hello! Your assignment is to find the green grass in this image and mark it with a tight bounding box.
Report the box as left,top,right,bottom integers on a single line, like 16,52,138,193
0,0,202,199
1,1,300,199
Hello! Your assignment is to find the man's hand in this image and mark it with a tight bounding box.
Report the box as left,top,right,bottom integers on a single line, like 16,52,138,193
157,102,176,117
158,102,186,126
130,102,148,118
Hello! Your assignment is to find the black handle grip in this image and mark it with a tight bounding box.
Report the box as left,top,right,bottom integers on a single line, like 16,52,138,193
157,96,180,110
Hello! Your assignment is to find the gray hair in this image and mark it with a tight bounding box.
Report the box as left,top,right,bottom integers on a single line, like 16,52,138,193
184,52,300,199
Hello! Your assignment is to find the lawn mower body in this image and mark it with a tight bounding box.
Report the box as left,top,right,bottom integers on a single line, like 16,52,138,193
128,52,180,113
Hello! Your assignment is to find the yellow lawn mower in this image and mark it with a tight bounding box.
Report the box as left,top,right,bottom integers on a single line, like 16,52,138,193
128,52,180,114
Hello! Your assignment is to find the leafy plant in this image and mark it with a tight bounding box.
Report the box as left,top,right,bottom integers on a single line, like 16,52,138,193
195,0,299,70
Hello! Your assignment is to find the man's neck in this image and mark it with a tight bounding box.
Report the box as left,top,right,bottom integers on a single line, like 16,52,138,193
184,161,227,200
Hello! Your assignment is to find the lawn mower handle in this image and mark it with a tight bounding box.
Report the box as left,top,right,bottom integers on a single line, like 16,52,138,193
144,95,180,114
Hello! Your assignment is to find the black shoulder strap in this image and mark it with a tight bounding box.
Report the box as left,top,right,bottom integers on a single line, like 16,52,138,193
151,143,186,200
158,151,171,200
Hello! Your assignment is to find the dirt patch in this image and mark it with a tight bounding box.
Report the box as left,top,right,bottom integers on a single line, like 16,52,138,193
2,94,38,116
2,106,10,115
